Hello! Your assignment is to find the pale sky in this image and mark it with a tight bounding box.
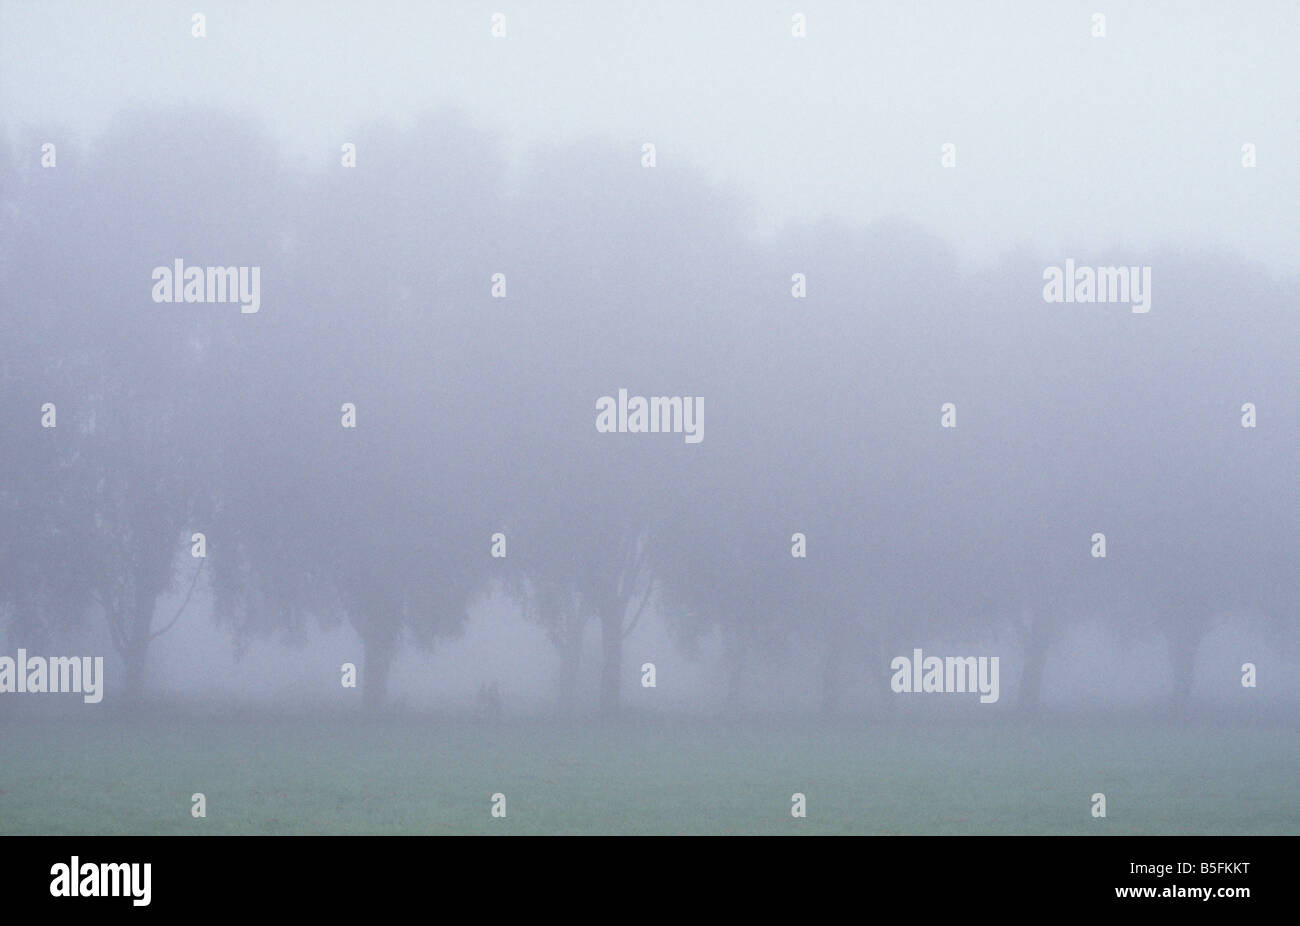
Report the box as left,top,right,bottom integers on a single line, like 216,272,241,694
3,0,1298,275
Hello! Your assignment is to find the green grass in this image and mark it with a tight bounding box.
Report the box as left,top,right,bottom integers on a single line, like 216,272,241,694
1,716,1295,834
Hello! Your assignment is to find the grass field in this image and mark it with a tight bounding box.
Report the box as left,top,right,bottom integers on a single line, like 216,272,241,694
1,716,1295,835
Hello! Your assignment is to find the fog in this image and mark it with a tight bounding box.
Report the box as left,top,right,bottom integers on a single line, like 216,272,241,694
1,5,1297,731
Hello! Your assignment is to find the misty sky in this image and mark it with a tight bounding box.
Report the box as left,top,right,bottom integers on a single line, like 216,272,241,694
3,1,1298,275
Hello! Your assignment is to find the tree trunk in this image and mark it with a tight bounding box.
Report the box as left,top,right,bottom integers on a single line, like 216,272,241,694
360,623,398,715
599,610,622,718
1019,634,1049,716
556,622,583,719
121,638,149,705
1018,611,1053,717
820,618,847,718
723,628,746,711
869,629,892,719
1167,631,1199,721
120,593,159,706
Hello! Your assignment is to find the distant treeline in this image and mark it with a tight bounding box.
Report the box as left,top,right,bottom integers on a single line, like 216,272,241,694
1,111,1296,717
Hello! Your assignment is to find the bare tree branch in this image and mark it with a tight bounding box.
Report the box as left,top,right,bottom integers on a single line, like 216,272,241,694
621,566,655,641
149,557,206,641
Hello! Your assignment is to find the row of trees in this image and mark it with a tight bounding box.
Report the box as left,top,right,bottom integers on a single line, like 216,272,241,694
2,111,1296,716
